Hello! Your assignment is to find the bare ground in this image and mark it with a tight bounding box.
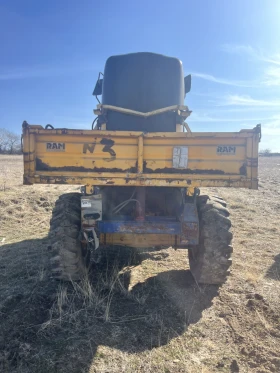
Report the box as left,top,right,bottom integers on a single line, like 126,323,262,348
0,155,279,373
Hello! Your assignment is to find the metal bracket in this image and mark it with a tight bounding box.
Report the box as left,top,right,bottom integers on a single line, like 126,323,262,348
179,202,199,246
94,104,192,119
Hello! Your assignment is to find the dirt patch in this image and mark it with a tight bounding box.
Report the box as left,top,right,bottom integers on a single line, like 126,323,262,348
0,155,280,373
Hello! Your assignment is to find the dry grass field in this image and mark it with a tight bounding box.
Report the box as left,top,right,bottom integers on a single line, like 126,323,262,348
0,155,279,373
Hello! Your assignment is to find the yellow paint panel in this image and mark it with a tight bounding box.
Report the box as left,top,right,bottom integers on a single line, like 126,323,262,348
22,124,261,190
101,233,175,248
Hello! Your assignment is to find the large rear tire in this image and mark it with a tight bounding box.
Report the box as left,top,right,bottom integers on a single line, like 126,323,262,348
49,193,87,281
188,195,233,285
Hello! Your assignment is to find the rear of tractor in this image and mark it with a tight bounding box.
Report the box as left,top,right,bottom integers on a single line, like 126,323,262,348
22,52,261,284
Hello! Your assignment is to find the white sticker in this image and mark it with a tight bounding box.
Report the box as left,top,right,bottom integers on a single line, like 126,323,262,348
81,200,91,208
173,146,188,168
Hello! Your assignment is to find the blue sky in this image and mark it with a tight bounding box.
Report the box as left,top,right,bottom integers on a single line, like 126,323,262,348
1,0,279,150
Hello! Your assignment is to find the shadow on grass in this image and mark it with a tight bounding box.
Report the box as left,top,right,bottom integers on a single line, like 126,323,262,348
265,254,280,281
0,238,220,373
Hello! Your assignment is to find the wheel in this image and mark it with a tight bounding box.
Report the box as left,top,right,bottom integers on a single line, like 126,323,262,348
49,193,87,281
188,195,233,284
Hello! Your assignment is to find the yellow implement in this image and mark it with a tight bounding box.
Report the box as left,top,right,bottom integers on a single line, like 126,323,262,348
22,124,261,194
21,52,262,284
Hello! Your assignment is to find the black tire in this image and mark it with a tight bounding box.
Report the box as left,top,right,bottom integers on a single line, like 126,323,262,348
49,193,87,281
188,195,233,285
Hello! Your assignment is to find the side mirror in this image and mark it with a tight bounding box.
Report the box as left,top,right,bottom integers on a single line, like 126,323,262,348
184,74,191,95
93,78,103,96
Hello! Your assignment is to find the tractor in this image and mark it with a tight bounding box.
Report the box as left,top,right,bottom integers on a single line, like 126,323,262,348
22,52,261,284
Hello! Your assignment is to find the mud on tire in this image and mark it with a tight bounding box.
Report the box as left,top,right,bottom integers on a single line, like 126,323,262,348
188,195,233,285
49,193,87,281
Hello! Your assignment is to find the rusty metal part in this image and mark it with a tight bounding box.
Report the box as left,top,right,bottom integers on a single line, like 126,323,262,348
100,232,177,248
98,220,180,234
23,174,258,191
36,158,137,173
179,202,199,246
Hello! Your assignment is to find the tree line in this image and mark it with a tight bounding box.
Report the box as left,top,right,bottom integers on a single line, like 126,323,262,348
259,148,280,157
0,128,21,154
